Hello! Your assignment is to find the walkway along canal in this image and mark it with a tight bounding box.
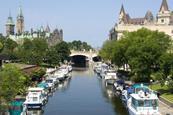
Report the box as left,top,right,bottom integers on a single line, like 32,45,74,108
27,67,128,115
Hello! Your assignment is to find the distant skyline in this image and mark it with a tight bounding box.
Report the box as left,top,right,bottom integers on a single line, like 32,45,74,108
0,0,173,47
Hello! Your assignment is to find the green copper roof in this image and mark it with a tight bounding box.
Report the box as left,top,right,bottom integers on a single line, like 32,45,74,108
6,12,15,25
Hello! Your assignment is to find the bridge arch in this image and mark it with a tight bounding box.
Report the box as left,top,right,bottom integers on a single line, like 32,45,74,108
70,50,99,67
70,55,89,67
92,56,102,62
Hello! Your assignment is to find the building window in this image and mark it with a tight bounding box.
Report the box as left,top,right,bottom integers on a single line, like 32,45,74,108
161,19,164,23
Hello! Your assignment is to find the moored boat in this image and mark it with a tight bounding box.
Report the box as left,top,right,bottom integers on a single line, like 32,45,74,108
127,90,160,115
104,70,117,85
24,88,47,109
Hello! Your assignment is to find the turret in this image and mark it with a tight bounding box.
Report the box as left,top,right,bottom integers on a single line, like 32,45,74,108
45,24,51,33
6,12,15,36
157,0,171,25
145,10,154,24
119,4,129,25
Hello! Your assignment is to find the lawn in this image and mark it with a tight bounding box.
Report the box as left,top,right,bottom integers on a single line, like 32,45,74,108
149,84,173,103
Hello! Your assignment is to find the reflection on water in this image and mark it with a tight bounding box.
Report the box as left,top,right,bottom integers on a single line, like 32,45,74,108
28,68,128,115
100,78,128,115
56,77,71,91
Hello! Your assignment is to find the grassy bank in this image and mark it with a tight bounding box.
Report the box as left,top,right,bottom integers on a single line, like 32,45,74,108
150,84,173,103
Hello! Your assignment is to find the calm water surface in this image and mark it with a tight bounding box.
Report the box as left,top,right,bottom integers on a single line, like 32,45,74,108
28,68,128,115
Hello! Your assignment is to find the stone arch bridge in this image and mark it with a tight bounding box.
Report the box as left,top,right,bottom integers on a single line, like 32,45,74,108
70,50,99,62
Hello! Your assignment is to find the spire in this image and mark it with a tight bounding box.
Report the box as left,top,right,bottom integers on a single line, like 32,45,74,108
120,4,126,15
119,4,129,24
145,10,154,22
45,24,51,33
9,10,11,18
18,5,23,17
159,0,169,12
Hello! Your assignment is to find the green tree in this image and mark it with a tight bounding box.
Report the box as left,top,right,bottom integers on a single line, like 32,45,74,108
68,40,93,51
0,34,6,44
46,47,60,66
30,68,46,82
45,41,70,66
18,38,48,65
23,38,33,50
54,41,71,63
0,42,3,52
1,38,18,60
99,40,114,61
124,29,171,82
0,64,28,111
100,28,171,82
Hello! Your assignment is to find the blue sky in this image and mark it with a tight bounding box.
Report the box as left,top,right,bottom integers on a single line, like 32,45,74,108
0,0,173,47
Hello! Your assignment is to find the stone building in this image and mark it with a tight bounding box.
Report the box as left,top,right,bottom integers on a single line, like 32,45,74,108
48,29,63,46
109,0,173,40
16,6,24,35
5,6,63,46
5,12,15,36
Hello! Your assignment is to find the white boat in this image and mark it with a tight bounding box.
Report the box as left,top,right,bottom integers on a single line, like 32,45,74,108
93,62,102,72
59,65,69,74
95,66,102,74
127,86,160,115
104,70,117,85
100,63,109,78
67,65,72,72
24,88,47,109
46,78,55,89
114,80,125,91
55,70,66,81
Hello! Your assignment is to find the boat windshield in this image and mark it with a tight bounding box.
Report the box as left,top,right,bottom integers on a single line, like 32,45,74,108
46,79,53,83
135,87,150,94
132,97,158,110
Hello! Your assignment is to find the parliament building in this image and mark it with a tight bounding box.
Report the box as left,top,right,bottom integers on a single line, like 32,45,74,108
5,6,63,46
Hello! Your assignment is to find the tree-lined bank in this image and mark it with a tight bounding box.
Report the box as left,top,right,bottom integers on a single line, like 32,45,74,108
100,28,173,92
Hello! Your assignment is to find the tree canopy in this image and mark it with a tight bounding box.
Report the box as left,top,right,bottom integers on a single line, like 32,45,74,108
1,38,18,60
68,40,93,51
0,64,28,111
100,28,172,83
17,38,48,65
0,42,2,52
46,41,70,66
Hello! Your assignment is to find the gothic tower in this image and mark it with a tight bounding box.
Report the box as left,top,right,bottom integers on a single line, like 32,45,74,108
157,0,171,25
16,5,24,34
6,12,15,36
119,4,129,25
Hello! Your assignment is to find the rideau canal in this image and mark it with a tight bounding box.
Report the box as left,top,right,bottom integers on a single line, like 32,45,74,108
28,67,128,115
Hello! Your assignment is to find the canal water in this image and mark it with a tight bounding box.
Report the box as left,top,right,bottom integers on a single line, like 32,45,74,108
28,68,128,115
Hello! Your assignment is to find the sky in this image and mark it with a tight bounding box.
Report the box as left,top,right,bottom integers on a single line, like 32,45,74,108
0,0,173,47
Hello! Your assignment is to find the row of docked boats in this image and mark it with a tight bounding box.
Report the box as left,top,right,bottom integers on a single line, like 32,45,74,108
94,62,117,85
20,65,72,114
94,62,160,115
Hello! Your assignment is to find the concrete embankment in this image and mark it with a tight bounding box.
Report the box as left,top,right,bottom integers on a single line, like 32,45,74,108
159,100,173,115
